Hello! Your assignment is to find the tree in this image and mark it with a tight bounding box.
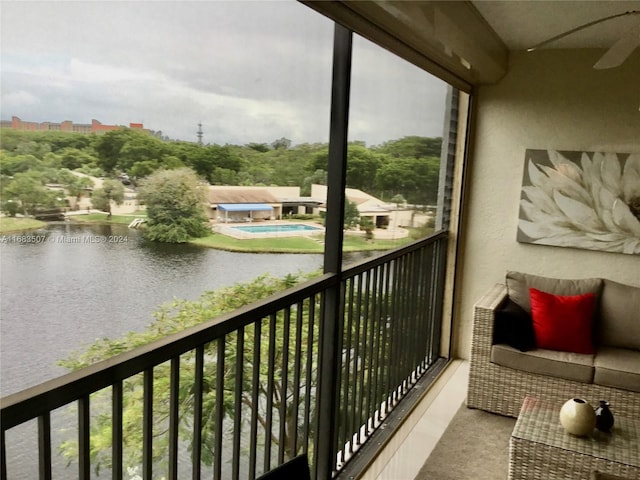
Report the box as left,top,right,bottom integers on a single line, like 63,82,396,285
187,145,242,182
375,136,442,159
91,179,125,216
56,170,94,199
345,145,383,193
344,199,360,230
58,147,98,170
390,194,406,207
375,156,439,205
0,153,43,176
359,216,375,240
246,142,270,153
271,137,291,150
94,129,167,173
137,167,210,243
301,169,327,196
1,171,62,215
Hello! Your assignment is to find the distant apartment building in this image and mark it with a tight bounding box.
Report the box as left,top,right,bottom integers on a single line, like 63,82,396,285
0,116,147,134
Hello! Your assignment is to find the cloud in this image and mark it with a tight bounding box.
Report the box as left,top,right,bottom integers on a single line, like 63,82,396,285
1,1,449,146
1,90,41,110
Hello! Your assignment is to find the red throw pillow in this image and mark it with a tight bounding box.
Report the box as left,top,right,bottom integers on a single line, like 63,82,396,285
529,288,596,354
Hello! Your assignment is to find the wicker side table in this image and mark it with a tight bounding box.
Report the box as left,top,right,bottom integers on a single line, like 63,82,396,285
509,397,640,480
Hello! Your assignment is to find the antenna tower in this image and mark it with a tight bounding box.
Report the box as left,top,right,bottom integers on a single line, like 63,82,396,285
197,122,203,145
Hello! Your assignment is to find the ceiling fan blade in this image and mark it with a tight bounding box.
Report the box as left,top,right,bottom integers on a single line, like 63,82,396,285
527,10,640,52
593,20,640,69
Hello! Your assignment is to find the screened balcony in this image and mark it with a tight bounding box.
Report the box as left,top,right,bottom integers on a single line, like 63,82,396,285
3,1,637,479
1,232,451,479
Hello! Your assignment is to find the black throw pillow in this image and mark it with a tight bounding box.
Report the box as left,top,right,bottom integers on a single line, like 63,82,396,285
493,297,535,352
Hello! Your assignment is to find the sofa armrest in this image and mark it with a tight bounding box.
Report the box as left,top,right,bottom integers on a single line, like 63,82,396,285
471,283,508,357
467,284,508,409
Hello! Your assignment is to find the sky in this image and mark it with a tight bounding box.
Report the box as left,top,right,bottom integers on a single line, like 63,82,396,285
1,1,448,146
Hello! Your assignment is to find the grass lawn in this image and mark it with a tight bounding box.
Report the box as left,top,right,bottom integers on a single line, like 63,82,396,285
69,212,147,225
0,217,47,234
342,235,414,251
190,232,414,253
189,233,324,253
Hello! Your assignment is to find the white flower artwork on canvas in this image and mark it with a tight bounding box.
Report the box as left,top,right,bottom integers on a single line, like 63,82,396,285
518,150,640,255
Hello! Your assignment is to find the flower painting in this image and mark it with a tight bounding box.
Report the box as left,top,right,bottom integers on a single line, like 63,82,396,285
518,149,640,255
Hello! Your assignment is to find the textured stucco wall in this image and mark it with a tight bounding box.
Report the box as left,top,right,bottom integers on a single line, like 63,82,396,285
453,49,640,359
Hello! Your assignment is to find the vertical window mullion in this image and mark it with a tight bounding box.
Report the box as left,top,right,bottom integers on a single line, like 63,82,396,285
313,20,352,480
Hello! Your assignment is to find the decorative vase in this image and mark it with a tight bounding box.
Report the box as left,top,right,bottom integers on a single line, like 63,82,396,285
595,400,614,432
559,398,596,436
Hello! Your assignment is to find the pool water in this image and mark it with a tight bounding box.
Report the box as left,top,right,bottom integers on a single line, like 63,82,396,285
231,224,322,234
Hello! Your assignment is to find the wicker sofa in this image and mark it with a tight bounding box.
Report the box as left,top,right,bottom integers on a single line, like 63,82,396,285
467,272,640,419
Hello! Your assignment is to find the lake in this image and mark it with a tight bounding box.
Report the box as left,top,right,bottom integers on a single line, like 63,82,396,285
0,222,328,397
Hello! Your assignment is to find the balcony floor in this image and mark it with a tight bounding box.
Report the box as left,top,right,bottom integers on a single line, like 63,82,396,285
360,360,469,480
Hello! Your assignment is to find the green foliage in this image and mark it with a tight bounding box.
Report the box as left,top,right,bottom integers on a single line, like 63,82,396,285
409,216,436,239
91,179,125,214
374,136,442,159
288,213,317,221
344,199,360,230
0,130,96,153
345,144,384,193
246,142,270,153
359,216,375,240
187,144,241,183
58,147,98,170
1,199,20,216
1,170,62,215
375,156,440,205
137,168,210,243
301,169,327,196
58,273,319,474
94,129,168,173
0,153,43,176
1,130,445,224
271,137,291,150
390,194,406,206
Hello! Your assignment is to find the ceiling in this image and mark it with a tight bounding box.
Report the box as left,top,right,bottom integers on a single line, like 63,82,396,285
470,0,640,51
303,1,640,88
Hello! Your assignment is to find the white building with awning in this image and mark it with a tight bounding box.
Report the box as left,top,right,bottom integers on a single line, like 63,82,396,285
207,186,299,222
217,203,274,222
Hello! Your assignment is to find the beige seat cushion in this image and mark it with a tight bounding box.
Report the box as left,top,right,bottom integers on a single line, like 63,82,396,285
491,344,594,383
599,279,640,351
594,347,640,393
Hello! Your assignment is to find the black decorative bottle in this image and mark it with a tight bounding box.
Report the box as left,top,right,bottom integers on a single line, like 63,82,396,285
595,401,614,432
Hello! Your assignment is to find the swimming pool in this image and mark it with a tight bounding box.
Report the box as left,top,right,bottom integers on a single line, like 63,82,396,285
232,224,322,234
218,223,325,239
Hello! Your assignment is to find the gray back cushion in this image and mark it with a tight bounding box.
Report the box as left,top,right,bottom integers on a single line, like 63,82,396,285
505,271,603,314
599,279,640,350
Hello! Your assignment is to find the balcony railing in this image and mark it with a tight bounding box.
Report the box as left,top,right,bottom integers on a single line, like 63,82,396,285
1,231,448,480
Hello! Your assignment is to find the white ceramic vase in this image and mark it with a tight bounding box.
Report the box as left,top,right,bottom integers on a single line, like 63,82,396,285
559,398,596,436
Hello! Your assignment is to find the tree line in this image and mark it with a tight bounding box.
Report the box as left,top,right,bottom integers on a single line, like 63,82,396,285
0,128,442,213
